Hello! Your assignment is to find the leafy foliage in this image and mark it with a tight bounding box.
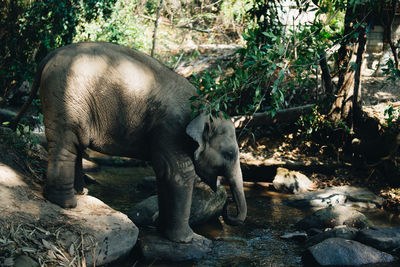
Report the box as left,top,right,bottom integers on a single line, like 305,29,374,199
190,0,344,118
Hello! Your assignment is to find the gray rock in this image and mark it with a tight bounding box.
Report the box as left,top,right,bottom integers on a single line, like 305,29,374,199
140,232,212,261
0,163,138,266
296,205,371,230
13,255,39,267
305,227,359,247
305,237,395,266
357,226,400,251
286,185,383,208
128,180,227,226
273,167,314,194
128,195,159,226
190,180,227,225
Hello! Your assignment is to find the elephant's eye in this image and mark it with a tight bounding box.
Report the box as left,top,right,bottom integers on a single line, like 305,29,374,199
222,150,236,161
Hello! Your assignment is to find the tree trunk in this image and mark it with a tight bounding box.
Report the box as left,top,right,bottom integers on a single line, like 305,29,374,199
329,44,357,122
352,26,367,126
336,3,355,90
319,51,334,97
329,1,368,125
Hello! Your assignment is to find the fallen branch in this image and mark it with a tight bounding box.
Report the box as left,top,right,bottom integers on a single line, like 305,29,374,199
232,104,315,128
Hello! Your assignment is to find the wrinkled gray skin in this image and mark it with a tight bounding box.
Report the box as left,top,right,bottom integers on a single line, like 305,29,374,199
13,42,247,243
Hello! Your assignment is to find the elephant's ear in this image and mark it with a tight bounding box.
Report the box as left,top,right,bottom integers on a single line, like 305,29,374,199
186,113,211,160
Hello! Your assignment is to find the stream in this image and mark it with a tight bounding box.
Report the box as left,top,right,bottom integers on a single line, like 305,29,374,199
86,166,400,266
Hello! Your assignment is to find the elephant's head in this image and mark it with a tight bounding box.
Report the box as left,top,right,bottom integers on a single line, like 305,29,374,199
186,113,247,225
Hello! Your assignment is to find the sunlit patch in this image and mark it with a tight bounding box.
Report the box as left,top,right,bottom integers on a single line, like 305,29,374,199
0,164,27,187
374,91,396,101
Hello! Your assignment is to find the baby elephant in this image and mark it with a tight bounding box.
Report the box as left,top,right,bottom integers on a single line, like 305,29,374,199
13,42,247,243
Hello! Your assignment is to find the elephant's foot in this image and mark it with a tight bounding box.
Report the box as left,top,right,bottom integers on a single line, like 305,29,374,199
163,225,194,243
43,185,77,208
140,230,212,261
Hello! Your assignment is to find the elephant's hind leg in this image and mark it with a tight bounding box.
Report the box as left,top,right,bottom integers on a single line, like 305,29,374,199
44,130,79,208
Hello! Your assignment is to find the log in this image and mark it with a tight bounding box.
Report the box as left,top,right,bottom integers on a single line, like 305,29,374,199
231,104,315,128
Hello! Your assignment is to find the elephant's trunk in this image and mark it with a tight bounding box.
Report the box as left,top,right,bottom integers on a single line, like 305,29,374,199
222,161,247,226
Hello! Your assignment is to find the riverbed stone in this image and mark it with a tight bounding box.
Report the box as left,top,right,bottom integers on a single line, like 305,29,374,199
305,226,359,247
296,205,371,230
356,226,400,252
286,185,383,208
139,231,212,261
0,163,138,266
273,167,314,194
127,195,159,226
305,237,396,266
128,180,227,226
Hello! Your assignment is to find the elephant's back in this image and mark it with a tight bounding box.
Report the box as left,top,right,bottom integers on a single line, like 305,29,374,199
38,42,196,157
40,42,195,107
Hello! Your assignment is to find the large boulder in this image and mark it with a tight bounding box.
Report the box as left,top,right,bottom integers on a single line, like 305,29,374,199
128,179,227,226
273,167,314,194
296,205,371,230
286,185,383,208
305,238,396,266
0,163,138,266
305,227,359,247
356,226,400,252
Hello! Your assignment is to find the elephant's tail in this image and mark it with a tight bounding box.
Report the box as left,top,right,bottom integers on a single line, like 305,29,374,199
10,52,53,131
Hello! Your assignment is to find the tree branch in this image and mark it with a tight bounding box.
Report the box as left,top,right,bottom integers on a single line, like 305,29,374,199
151,0,164,57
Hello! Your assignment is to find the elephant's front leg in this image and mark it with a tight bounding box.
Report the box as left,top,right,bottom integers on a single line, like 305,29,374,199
153,151,196,243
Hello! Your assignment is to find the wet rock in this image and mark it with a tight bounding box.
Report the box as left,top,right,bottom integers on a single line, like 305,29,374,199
140,231,212,261
356,226,400,252
305,227,359,247
13,255,39,267
273,168,314,194
304,238,395,266
0,163,138,266
280,231,308,241
128,195,159,226
190,180,227,225
286,185,383,208
296,205,371,230
128,180,227,226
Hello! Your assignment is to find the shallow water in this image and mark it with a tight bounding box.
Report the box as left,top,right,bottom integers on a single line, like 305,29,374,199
87,167,400,266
